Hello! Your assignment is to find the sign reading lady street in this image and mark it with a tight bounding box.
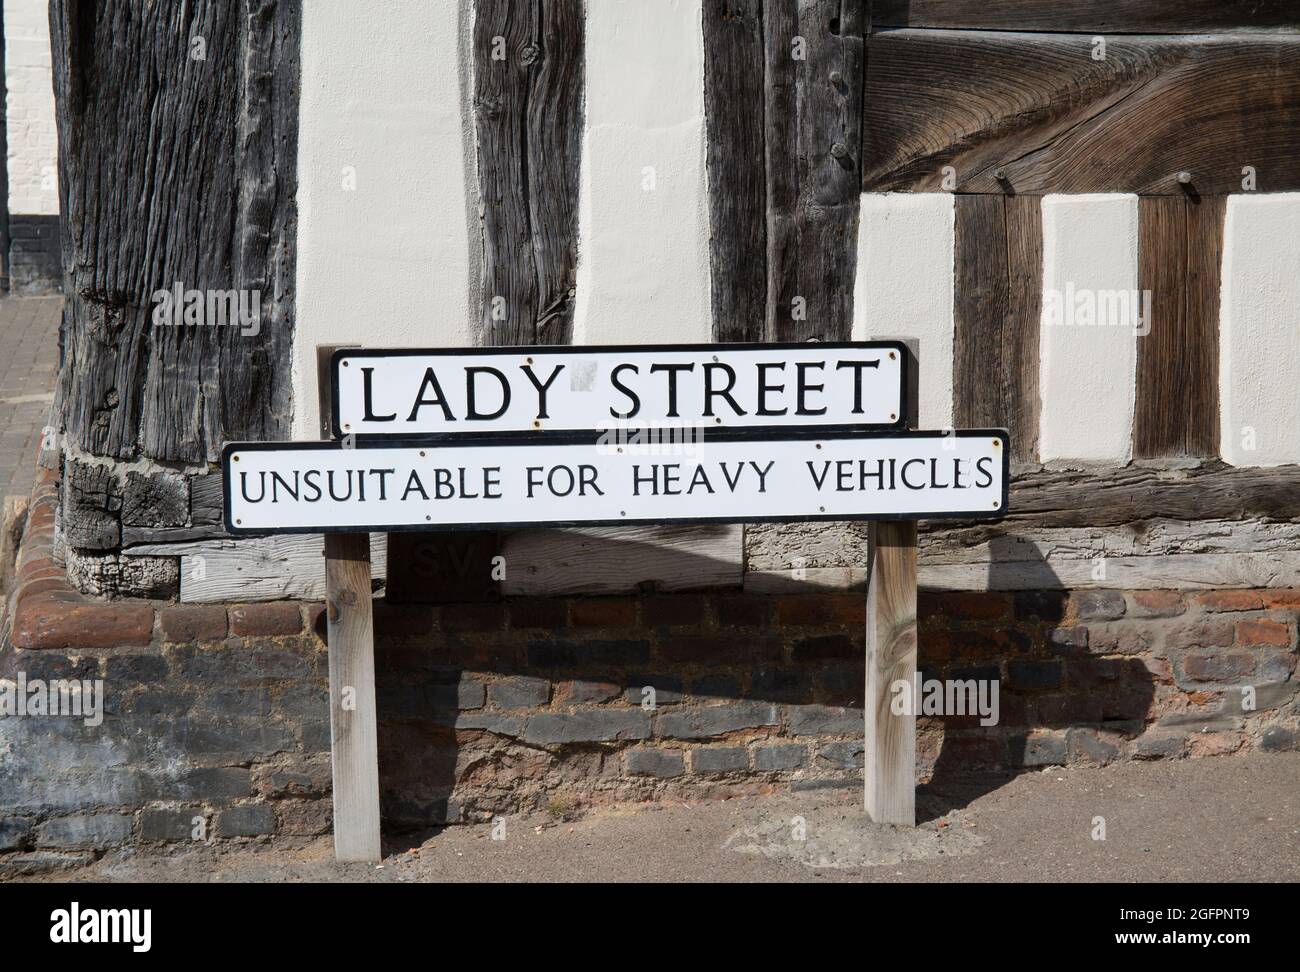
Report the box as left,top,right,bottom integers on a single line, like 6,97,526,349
330,341,908,437
223,430,1008,534
223,341,1009,534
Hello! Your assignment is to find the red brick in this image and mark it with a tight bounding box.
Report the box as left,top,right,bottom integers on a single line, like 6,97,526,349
160,605,228,643
1192,590,1264,612
714,594,773,627
439,602,505,633
1129,590,1186,618
1261,589,1300,609
1164,617,1235,649
1183,650,1255,682
554,679,621,704
774,594,864,626
12,598,155,650
508,599,567,629
935,592,1012,623
306,603,327,641
229,602,303,637
570,598,637,627
642,595,706,627
16,577,71,600
1235,619,1291,647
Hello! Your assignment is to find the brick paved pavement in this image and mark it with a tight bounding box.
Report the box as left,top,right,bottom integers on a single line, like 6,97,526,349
0,296,61,499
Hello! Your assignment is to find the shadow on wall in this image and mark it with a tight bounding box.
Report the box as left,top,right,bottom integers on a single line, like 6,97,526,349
918,536,1156,823
308,528,1162,835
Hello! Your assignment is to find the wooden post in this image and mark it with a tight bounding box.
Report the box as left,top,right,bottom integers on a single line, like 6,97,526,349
317,346,382,862
865,340,920,826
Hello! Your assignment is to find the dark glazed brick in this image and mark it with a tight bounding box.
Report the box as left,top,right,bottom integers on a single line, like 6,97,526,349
1007,660,1062,690
753,744,806,771
625,748,685,777
373,601,434,637
139,809,200,842
105,653,168,683
1013,591,1067,622
688,673,742,700
488,677,551,708
792,634,858,661
787,704,860,736
657,634,782,665
623,676,684,706
748,669,811,702
690,746,748,773
522,709,651,744
160,605,228,643
527,639,651,669
816,740,864,769
1260,726,1299,752
508,599,567,629
216,804,276,837
655,703,779,739
439,603,505,633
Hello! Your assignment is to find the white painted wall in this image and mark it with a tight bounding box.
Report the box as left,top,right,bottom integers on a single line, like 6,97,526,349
1038,193,1139,464
1219,193,1300,467
292,0,479,437
853,193,955,429
4,0,58,215
571,0,713,345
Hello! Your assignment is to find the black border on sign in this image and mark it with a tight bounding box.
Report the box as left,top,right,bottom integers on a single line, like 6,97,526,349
328,340,910,441
221,427,1010,536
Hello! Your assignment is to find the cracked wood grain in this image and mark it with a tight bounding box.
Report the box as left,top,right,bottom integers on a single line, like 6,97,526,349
473,0,583,346
862,31,1300,194
51,0,300,462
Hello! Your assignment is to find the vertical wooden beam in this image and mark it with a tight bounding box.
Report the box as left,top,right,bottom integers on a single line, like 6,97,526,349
953,194,1007,427
473,0,583,346
1004,194,1044,462
763,0,865,342
316,347,381,862
704,0,767,342
1134,194,1224,457
864,340,918,826
953,194,1042,461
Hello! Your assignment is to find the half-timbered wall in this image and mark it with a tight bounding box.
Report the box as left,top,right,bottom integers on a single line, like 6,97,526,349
40,0,1300,602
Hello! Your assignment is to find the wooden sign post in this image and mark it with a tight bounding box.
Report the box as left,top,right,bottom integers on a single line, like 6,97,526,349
229,342,1004,860
865,339,920,826
317,347,381,862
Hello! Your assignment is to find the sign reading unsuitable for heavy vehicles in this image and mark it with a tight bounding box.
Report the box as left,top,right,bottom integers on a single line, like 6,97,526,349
223,430,1008,534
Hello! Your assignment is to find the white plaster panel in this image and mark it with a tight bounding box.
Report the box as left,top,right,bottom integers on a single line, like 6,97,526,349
853,192,955,429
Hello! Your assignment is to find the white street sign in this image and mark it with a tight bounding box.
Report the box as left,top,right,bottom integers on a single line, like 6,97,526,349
224,430,1007,534
330,342,906,437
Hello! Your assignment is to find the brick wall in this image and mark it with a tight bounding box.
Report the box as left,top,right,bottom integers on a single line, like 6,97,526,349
2,464,1298,858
